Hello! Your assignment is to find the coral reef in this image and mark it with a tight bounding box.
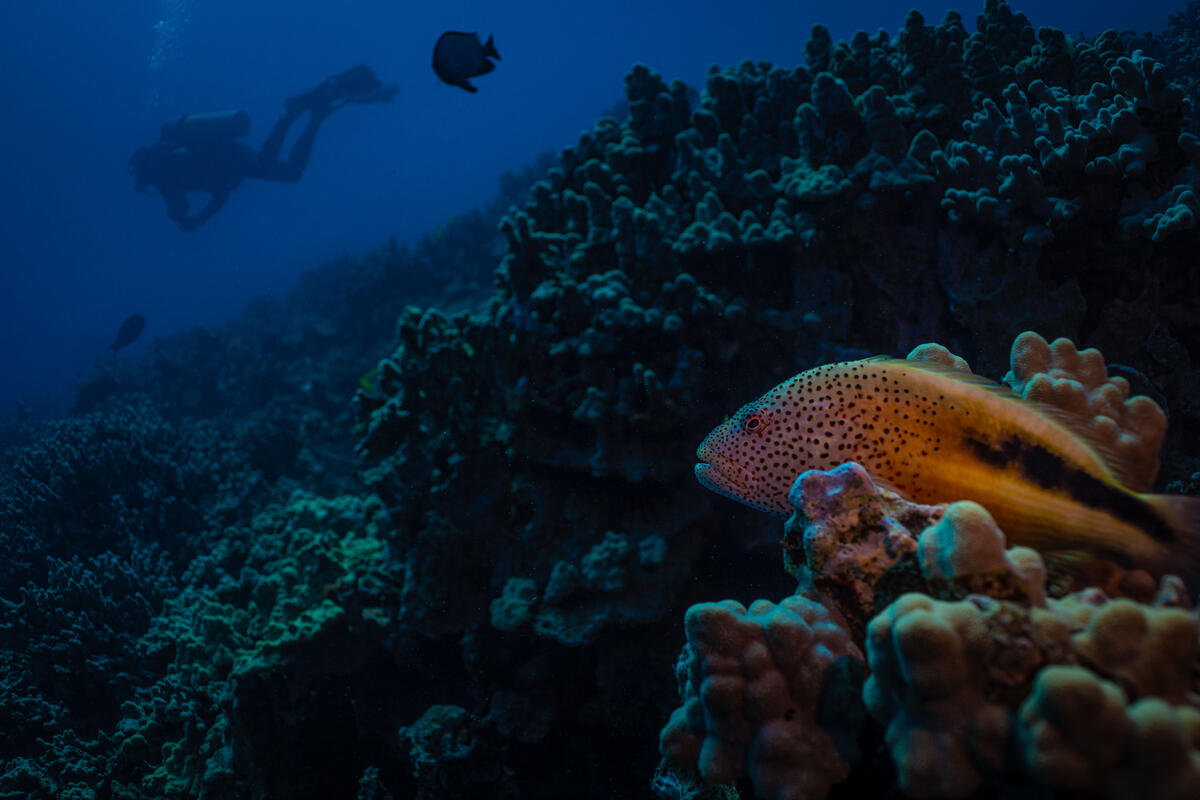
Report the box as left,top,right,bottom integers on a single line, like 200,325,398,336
863,589,1198,797
1004,330,1168,491
662,332,1200,798
346,8,1200,789
659,596,865,800
1019,666,1200,799
6,2,1200,798
664,448,1199,798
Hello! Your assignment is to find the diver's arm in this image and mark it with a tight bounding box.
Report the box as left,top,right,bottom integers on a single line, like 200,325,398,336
191,189,229,228
163,187,191,228
173,189,228,232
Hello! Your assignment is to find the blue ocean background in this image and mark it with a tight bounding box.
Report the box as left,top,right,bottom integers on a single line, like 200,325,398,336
0,0,1181,417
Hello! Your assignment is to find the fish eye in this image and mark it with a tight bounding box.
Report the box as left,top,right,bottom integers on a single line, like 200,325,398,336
742,412,767,433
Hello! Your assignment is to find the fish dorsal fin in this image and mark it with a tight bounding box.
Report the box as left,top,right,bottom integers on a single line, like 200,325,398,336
867,355,1028,402
1012,372,1166,492
1032,400,1163,492
869,355,1139,486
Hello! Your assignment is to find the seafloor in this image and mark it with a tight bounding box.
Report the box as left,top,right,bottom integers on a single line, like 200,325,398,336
4,1,1200,798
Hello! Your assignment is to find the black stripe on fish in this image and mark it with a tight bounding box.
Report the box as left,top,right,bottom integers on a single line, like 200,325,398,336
964,434,1020,469
962,434,1176,543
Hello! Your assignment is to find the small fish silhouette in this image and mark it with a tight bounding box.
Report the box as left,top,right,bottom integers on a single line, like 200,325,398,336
433,32,500,93
111,314,146,354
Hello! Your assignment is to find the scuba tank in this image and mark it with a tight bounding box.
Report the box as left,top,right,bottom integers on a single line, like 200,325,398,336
160,110,251,146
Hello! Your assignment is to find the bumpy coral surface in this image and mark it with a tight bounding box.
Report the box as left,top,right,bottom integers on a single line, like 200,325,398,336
668,454,1200,799
863,583,1199,798
864,593,1012,797
1005,330,1168,491
1019,666,1200,799
667,324,1198,799
660,595,865,800
783,462,938,637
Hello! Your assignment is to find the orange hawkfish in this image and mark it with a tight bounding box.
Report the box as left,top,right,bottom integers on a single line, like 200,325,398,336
695,356,1200,581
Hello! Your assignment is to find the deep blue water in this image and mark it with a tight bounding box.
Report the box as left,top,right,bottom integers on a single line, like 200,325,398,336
0,0,1183,417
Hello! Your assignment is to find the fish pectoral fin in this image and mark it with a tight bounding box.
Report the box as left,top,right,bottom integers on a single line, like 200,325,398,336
1143,493,1200,587
1040,548,1129,595
856,467,910,500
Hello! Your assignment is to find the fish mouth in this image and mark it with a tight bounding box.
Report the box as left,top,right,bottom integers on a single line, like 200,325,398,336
694,456,756,497
694,460,724,490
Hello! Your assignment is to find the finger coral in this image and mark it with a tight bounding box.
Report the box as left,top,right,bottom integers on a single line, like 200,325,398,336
864,589,1200,798
669,327,1195,799
1019,666,1200,799
863,594,1009,797
1004,330,1167,491
660,596,865,800
784,458,1047,637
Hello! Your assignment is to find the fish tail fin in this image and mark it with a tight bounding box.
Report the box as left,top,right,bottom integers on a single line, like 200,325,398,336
484,34,500,60
1144,493,1200,588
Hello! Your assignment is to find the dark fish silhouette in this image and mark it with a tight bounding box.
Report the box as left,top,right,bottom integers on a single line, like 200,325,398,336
73,376,119,414
433,31,500,93
111,314,146,354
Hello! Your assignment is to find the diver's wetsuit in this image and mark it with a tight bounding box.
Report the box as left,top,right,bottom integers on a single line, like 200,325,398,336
133,65,395,230
149,108,326,230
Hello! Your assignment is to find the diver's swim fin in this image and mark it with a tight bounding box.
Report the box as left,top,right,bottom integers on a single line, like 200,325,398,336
337,83,399,107
325,65,381,99
285,66,393,115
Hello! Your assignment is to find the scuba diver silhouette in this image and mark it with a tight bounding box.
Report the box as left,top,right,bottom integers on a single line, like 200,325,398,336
129,65,397,231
